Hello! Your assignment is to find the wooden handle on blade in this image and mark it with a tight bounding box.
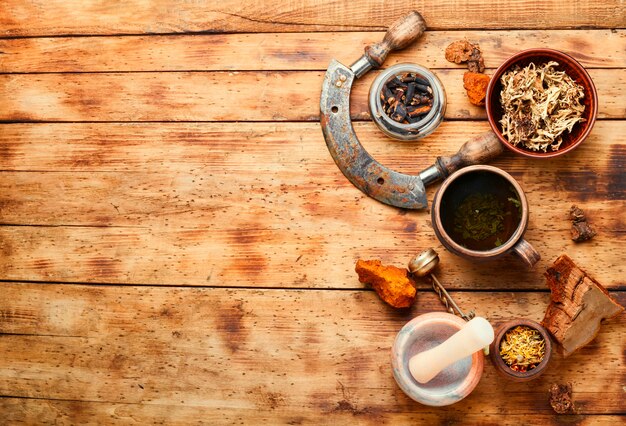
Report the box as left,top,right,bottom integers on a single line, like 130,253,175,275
364,11,427,67
409,317,494,384
436,131,504,178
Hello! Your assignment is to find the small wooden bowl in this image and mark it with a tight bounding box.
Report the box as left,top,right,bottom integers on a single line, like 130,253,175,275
486,48,598,158
489,319,552,382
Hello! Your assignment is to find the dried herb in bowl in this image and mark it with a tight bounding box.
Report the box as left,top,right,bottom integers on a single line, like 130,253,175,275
499,61,586,152
499,325,546,372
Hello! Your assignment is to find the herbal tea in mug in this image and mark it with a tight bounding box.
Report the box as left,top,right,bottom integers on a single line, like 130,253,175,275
431,165,541,267
448,182,522,250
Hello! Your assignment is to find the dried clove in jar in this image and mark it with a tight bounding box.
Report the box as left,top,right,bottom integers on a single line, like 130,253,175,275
381,72,433,124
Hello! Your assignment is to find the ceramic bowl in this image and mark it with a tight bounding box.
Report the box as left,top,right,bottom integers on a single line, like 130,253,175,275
485,48,598,158
391,312,484,406
489,319,552,382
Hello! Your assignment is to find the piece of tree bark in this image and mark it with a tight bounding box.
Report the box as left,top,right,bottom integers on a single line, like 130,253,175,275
569,205,596,242
355,260,417,308
549,383,575,414
541,255,623,356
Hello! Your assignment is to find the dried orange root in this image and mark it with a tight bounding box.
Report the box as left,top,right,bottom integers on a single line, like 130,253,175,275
463,72,491,106
355,260,417,308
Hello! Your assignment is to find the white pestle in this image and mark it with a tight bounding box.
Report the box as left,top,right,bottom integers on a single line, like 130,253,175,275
409,316,494,384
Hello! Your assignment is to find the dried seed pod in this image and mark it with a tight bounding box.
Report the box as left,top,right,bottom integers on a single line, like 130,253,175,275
413,83,432,95
413,76,430,86
411,95,430,105
405,83,416,106
408,104,432,118
383,86,394,102
390,101,408,122
386,78,401,89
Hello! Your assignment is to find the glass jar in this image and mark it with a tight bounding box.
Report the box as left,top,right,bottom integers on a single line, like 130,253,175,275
369,63,446,141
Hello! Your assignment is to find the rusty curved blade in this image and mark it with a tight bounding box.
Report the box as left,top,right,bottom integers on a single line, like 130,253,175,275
320,60,428,209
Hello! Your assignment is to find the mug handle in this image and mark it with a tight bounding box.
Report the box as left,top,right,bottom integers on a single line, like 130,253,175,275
512,239,541,268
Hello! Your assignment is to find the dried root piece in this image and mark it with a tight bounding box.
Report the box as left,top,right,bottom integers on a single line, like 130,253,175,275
355,260,417,308
467,46,485,74
499,61,586,152
445,40,485,73
445,40,487,107
569,205,596,242
541,255,624,356
549,383,575,414
463,72,491,106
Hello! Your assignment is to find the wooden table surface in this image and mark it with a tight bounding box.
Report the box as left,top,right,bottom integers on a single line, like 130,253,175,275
1,2,624,424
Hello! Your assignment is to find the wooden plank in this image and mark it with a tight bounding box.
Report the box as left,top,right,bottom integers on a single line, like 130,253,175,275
1,399,622,426
0,402,616,426
0,121,623,174
0,121,623,289
2,167,623,231
0,126,624,229
1,30,623,73
0,69,624,122
1,1,623,35
0,284,624,420
0,222,623,290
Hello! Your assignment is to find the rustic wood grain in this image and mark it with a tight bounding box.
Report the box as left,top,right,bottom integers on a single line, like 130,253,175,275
1,1,624,423
0,222,622,290
1,1,624,36
1,398,622,425
0,284,623,422
0,68,623,122
0,121,622,289
1,30,623,73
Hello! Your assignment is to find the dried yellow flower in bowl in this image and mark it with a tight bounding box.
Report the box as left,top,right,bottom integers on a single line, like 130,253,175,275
489,319,552,382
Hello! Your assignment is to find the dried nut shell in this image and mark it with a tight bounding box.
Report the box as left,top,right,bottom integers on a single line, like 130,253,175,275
445,40,476,64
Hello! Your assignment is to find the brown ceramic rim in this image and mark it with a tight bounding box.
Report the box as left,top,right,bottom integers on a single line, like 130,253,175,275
432,165,529,258
489,319,552,380
485,48,599,159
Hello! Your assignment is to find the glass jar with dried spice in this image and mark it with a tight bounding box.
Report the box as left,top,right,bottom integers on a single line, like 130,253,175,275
369,63,446,141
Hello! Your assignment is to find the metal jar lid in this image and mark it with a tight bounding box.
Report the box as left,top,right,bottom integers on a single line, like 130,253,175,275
369,63,446,141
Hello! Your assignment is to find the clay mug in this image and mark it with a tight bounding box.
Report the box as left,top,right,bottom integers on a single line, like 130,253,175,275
431,165,540,268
